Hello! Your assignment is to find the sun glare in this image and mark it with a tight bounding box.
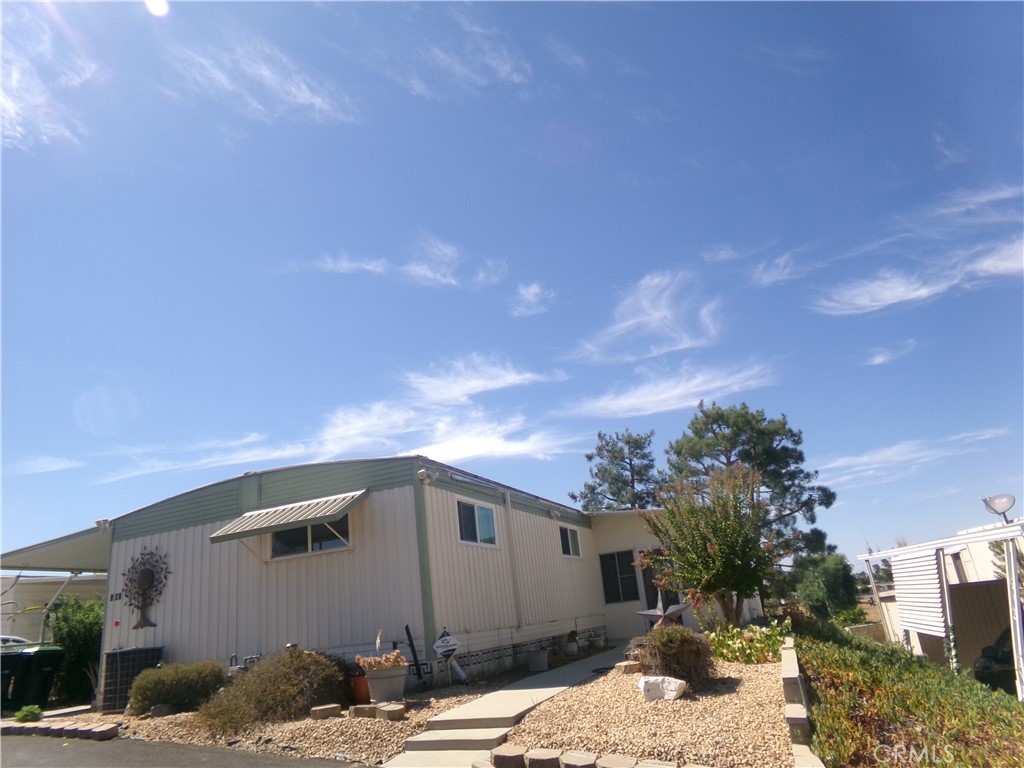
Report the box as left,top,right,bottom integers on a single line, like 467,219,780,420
145,0,169,17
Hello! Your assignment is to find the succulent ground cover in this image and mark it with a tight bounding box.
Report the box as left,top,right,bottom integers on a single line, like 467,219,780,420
797,634,1024,768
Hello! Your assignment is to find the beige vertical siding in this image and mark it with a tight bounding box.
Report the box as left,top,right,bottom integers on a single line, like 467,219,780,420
103,486,424,667
423,485,604,654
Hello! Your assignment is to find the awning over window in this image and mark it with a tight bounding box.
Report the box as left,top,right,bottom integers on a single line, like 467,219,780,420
209,490,367,544
1,525,113,573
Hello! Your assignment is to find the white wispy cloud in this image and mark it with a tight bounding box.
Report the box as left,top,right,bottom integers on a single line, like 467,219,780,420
753,254,797,287
474,260,508,287
863,339,917,366
702,245,742,263
310,254,389,275
933,129,967,169
815,269,956,316
566,362,775,418
401,235,462,286
97,356,571,481
421,8,531,93
815,185,1023,315
404,354,556,406
757,45,834,77
1,6,100,149
818,429,1009,490
573,271,720,363
511,282,555,317
546,38,587,74
5,456,86,477
411,412,574,463
170,33,357,123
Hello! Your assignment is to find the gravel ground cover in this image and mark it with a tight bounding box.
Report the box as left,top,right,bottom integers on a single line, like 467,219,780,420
33,661,792,767
508,661,792,768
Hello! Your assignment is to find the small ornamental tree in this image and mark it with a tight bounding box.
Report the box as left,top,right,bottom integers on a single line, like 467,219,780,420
640,465,774,627
46,596,104,704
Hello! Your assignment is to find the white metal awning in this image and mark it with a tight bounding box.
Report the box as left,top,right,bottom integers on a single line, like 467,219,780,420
209,490,367,543
1,525,113,573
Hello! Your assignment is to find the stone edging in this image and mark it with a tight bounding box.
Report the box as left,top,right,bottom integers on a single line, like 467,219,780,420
0,720,119,740
780,636,825,768
481,744,711,768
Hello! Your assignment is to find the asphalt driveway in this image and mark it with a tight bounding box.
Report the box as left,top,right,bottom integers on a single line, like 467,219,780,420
0,735,363,768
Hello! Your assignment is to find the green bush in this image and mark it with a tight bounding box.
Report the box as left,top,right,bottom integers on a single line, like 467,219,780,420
197,648,346,735
797,636,1024,767
14,704,43,722
830,606,867,628
706,617,790,663
46,596,104,704
643,624,713,688
127,661,228,715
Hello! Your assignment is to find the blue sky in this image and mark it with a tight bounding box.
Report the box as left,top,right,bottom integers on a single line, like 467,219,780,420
3,1,1022,570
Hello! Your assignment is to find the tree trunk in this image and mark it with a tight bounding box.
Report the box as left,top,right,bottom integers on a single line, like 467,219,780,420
715,592,742,627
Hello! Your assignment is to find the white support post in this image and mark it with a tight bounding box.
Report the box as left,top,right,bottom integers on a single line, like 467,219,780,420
935,548,959,673
1003,539,1024,704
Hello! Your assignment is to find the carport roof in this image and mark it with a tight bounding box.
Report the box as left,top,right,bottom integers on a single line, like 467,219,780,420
1,525,113,573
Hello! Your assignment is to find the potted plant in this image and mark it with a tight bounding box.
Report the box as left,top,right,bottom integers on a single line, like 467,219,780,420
591,632,607,650
561,630,579,657
526,644,550,672
355,649,408,703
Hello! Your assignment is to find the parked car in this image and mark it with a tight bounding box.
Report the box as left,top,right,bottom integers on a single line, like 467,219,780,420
973,628,1016,695
0,636,31,646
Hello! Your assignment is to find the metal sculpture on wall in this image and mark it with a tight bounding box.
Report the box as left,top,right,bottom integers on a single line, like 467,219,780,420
121,547,171,629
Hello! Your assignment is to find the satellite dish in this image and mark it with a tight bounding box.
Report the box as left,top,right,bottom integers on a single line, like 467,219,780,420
982,494,1016,523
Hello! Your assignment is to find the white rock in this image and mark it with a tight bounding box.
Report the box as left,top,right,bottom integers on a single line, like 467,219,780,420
637,675,688,701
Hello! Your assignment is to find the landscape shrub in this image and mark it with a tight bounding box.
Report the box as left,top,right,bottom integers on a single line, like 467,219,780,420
797,635,1024,767
830,606,867,628
127,660,227,715
643,624,713,687
706,617,790,663
198,648,345,735
14,704,43,722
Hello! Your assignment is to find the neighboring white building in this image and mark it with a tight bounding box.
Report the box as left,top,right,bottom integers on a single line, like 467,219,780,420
3,456,763,711
1,574,108,643
860,518,1024,703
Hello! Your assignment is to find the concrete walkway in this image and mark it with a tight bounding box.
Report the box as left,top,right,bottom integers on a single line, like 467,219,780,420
384,645,624,768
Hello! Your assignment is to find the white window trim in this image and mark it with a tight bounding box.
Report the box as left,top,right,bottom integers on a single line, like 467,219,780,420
266,518,353,561
457,499,498,548
559,525,582,558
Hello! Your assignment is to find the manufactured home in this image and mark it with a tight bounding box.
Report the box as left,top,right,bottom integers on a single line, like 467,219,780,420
3,456,762,711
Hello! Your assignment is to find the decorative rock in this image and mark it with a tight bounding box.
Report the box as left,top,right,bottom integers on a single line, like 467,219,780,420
614,660,641,674
311,704,342,720
525,748,563,768
46,723,68,737
90,723,120,741
638,675,689,701
491,743,528,768
560,751,599,767
349,704,378,718
596,756,637,768
377,703,406,721
149,703,178,718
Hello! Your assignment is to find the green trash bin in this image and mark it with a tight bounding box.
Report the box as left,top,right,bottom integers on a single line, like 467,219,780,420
1,648,30,711
8,645,65,710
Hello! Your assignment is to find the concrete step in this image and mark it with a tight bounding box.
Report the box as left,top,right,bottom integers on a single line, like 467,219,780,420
404,727,509,752
383,748,492,767
427,712,521,730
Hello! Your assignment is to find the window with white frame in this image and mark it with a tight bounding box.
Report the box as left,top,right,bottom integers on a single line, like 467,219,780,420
599,550,640,603
559,525,581,557
457,500,496,545
271,516,350,559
